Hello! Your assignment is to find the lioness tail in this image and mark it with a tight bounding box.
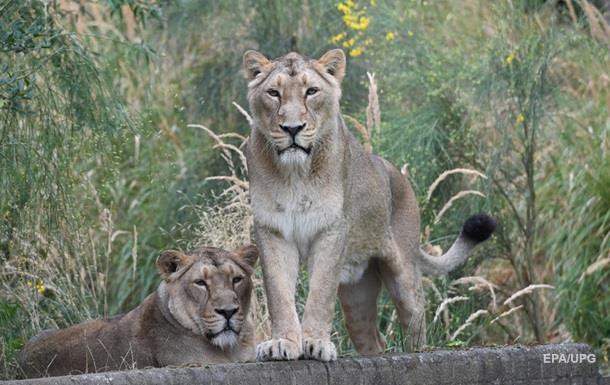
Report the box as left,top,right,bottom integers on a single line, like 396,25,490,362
419,214,496,276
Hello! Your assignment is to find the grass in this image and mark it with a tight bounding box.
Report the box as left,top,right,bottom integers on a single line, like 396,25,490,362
1,0,609,379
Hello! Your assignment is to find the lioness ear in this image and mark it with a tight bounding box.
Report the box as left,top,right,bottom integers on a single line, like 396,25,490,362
157,250,190,280
243,50,270,81
235,245,259,269
317,49,346,82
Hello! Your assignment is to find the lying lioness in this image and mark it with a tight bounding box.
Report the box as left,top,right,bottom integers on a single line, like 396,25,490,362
18,246,258,378
243,49,496,361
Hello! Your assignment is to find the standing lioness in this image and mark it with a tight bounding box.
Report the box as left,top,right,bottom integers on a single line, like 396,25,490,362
18,246,258,378
243,49,495,362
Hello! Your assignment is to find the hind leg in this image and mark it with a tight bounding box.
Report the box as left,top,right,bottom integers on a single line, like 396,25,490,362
338,261,385,355
379,243,427,350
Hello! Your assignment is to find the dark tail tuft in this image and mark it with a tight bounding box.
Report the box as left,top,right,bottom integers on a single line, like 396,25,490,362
461,214,497,243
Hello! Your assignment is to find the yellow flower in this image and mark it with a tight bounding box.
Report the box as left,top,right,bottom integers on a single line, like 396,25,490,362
407,30,414,37
506,51,516,65
35,278,45,295
516,113,525,124
342,13,369,30
350,47,363,57
337,2,351,14
354,16,370,30
385,31,396,41
342,38,355,48
330,32,346,44
26,280,33,288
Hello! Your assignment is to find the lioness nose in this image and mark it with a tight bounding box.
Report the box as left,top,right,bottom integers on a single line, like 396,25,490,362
215,307,239,320
279,123,306,137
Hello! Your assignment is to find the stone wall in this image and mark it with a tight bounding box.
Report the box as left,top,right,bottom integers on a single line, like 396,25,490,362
7,343,609,385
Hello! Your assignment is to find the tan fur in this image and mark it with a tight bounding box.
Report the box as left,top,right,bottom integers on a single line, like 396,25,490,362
243,49,491,362
18,246,258,378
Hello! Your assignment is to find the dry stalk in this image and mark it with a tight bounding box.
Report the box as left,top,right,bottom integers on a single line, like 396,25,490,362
452,276,498,312
205,176,249,190
432,296,469,324
491,305,524,324
426,168,487,203
188,123,249,207
564,0,578,24
344,114,372,153
423,276,451,326
219,133,247,141
451,309,489,340
422,276,443,302
503,284,554,306
385,308,399,342
434,190,486,224
579,256,610,282
366,72,380,137
232,101,253,125
581,0,610,42
189,123,248,171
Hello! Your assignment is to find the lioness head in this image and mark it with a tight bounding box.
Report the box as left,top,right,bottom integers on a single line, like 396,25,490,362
156,245,258,349
243,49,346,166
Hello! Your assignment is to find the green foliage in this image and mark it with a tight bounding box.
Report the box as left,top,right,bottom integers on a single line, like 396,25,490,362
542,68,610,361
0,1,130,375
0,1,128,224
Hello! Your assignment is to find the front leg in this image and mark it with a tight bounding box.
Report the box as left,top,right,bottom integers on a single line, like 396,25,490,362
301,221,347,362
255,225,302,361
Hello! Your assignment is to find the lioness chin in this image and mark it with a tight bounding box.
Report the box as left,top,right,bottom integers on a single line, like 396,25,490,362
18,246,258,378
243,49,496,362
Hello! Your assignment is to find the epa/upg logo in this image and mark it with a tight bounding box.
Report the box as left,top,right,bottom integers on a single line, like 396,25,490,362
543,353,596,364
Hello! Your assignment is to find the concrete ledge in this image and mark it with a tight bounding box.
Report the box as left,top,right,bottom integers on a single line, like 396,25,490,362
6,343,607,385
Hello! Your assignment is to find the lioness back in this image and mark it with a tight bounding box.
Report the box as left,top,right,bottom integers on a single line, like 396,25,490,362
19,305,153,377
18,245,259,378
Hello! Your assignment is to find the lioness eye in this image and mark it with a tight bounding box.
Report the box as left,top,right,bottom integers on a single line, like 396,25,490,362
306,87,319,96
267,89,280,97
232,276,243,285
194,279,207,287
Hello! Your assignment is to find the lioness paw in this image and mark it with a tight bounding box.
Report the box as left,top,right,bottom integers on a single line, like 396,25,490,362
256,339,301,361
302,338,337,362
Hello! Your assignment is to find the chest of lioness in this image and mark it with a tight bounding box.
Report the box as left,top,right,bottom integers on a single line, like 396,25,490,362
251,175,344,260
